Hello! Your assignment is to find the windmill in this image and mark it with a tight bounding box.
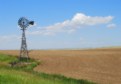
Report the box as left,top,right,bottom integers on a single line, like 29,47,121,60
18,17,34,61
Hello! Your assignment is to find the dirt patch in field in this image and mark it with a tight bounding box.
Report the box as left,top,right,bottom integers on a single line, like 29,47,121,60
0,48,121,84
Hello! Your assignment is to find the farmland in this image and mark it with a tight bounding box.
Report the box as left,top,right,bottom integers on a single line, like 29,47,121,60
0,54,94,84
0,48,121,84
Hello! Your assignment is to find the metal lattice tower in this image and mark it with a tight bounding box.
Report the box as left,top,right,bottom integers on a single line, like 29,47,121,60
18,17,34,61
20,28,29,60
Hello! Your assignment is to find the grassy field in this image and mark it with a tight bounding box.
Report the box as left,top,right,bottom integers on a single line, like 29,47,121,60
0,48,121,84
0,54,95,84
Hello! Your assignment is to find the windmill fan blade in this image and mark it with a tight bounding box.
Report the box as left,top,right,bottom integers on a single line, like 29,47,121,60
29,21,34,25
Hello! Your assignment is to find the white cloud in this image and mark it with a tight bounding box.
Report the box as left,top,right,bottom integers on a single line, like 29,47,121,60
107,23,116,28
0,35,20,43
0,35,20,49
71,13,113,26
68,29,76,34
27,13,114,35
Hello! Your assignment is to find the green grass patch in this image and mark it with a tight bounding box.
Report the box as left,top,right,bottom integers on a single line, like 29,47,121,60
0,69,63,84
0,54,96,84
0,54,17,63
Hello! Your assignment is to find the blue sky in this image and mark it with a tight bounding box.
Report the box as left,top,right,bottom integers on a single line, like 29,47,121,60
0,0,121,49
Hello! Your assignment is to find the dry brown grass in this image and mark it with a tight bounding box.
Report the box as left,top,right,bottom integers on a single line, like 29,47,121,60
0,48,121,84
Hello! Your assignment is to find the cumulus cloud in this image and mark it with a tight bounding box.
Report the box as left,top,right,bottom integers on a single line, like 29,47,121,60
71,13,113,26
27,13,114,35
107,23,116,28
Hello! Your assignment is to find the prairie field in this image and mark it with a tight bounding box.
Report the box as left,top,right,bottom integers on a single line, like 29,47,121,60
0,48,121,84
